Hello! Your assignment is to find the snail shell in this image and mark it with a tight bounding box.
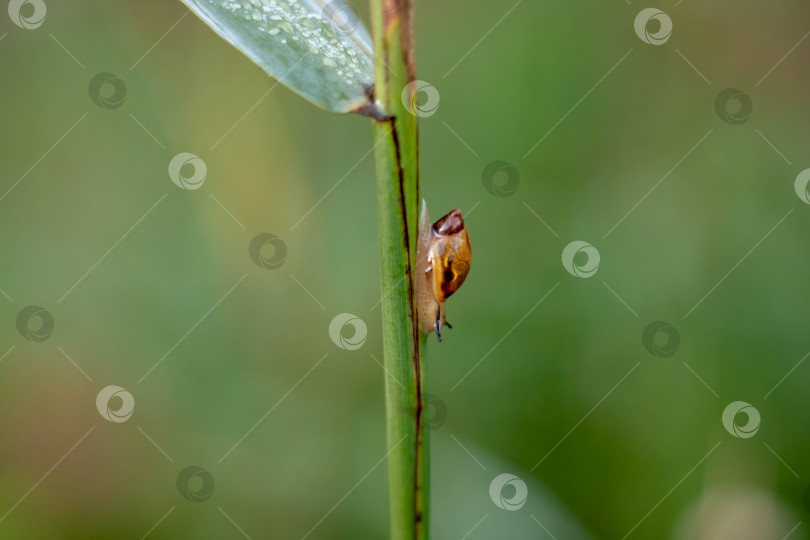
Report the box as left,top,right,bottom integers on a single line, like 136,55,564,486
415,200,471,342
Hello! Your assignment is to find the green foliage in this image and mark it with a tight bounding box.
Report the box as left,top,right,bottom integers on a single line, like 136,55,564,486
180,0,376,113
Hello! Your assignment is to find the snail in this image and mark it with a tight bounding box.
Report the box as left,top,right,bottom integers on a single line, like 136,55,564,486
415,200,471,342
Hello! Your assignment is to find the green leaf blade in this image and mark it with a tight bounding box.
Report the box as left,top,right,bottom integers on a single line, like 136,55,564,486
180,0,376,114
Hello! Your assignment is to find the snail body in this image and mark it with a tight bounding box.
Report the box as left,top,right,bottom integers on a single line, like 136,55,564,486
415,200,471,342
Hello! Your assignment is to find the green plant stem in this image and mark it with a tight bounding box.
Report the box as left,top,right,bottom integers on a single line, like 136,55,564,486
369,1,427,538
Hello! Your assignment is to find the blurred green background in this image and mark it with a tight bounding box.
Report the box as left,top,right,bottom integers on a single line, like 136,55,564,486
2,0,810,538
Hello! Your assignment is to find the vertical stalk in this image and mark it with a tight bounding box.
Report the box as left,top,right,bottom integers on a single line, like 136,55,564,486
369,0,426,538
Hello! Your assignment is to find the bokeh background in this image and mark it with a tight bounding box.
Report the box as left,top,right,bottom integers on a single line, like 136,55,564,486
2,0,810,538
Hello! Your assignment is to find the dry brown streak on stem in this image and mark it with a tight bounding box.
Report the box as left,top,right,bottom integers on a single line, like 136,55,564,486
386,109,423,535
393,119,422,529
